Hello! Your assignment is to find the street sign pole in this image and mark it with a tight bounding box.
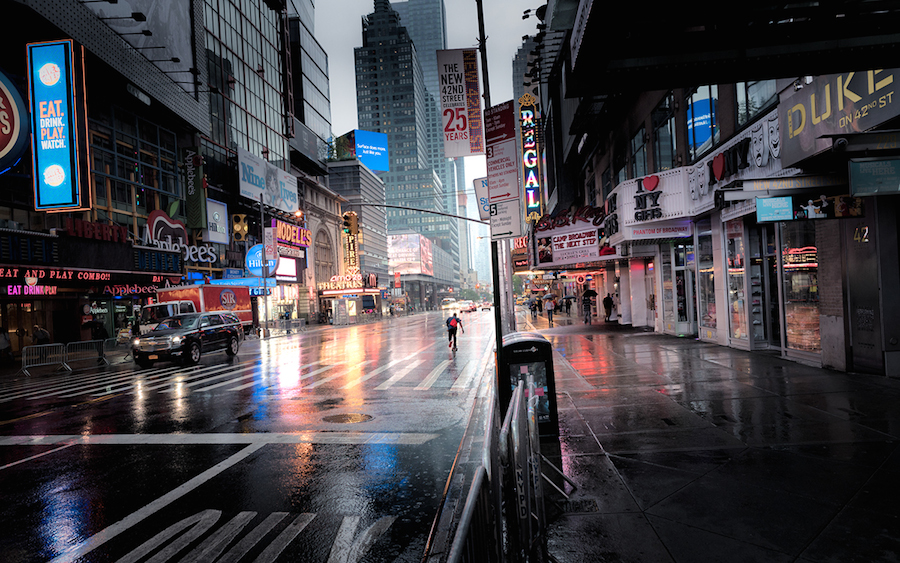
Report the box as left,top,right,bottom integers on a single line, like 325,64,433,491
260,194,269,338
475,0,504,368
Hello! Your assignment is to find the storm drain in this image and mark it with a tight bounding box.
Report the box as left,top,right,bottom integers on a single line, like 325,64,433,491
322,413,374,424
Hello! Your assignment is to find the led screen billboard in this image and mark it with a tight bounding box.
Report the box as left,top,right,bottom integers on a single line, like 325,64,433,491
26,40,90,212
389,234,434,276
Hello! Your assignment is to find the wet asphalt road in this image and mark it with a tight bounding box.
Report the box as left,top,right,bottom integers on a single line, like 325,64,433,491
0,311,494,563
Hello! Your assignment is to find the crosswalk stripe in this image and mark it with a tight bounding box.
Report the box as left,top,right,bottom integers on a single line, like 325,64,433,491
226,361,324,391
414,360,450,390
80,364,249,397
374,359,424,390
28,369,183,400
339,358,405,390
451,361,477,389
302,360,375,389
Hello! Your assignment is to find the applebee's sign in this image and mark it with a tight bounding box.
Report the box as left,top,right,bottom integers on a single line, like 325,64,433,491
141,210,216,264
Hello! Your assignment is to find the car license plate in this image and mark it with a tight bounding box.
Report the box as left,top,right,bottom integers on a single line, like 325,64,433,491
148,355,158,360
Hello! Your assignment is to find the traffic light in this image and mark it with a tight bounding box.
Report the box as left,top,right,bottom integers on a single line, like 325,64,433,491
341,212,352,234
348,212,359,236
232,214,248,241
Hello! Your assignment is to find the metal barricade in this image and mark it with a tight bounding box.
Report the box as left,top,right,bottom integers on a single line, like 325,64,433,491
20,343,68,376
65,339,109,367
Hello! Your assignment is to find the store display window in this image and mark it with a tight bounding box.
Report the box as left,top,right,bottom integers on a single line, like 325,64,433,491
697,218,716,329
661,247,674,323
726,218,748,339
781,222,820,353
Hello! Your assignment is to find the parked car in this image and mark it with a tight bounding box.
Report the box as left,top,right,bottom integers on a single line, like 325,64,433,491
132,312,243,367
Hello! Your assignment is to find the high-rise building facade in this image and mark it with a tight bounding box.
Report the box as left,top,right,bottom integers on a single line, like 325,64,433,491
392,0,466,278
355,0,459,298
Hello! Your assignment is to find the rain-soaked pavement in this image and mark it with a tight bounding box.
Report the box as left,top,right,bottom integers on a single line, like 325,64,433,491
523,310,900,563
0,311,496,563
3,308,900,562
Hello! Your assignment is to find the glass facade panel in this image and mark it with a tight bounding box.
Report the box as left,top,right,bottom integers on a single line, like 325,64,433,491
652,93,677,172
726,218,747,339
697,218,716,329
686,85,719,161
736,80,777,127
781,222,820,352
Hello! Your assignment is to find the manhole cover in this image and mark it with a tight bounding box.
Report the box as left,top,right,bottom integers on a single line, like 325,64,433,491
322,413,374,424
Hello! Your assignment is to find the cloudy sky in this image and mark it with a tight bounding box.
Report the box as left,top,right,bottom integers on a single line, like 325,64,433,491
316,0,539,212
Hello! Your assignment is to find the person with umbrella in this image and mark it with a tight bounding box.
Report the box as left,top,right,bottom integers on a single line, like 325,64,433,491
581,287,597,324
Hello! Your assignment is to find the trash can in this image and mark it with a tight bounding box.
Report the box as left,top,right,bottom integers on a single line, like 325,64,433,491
498,331,559,438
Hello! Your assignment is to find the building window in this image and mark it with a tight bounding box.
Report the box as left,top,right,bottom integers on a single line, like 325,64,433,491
736,80,777,127
652,93,677,172
631,128,647,179
601,167,613,200
686,85,719,161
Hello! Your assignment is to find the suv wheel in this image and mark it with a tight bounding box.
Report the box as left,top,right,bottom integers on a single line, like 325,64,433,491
225,335,239,356
186,341,201,364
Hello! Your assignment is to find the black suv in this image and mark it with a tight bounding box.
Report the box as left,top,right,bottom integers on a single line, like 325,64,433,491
132,312,243,367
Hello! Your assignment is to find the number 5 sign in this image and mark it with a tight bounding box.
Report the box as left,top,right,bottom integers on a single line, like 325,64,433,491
436,49,484,157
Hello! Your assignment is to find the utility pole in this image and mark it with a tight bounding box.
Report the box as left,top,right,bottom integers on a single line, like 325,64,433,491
475,0,506,365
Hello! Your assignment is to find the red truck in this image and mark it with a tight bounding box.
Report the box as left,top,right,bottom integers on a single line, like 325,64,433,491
139,285,253,335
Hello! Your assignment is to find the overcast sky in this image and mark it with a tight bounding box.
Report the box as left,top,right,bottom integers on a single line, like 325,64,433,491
316,0,538,215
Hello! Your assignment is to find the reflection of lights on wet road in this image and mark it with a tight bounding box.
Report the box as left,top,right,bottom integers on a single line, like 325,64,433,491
38,477,89,558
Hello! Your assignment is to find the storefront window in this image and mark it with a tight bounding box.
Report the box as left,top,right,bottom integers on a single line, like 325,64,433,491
697,218,716,328
661,247,675,323
781,222,820,353
726,218,747,339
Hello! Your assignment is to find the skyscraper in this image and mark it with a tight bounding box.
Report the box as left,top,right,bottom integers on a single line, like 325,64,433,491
393,0,466,274
355,0,460,294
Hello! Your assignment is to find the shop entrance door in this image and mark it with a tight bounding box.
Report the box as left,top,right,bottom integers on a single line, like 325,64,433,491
748,225,781,349
645,261,657,328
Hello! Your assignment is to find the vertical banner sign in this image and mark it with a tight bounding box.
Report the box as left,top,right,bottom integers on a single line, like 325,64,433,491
437,49,484,157
519,92,543,223
264,227,276,261
183,147,207,229
485,101,523,241
26,40,91,212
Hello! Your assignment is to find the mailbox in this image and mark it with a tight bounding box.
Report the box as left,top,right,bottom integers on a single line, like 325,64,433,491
498,331,559,438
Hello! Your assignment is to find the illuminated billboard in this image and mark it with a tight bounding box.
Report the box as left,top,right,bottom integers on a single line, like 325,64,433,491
0,68,30,172
26,40,90,212
389,234,434,276
331,129,389,173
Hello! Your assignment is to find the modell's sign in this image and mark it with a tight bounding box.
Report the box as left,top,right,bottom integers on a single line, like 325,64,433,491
141,210,216,264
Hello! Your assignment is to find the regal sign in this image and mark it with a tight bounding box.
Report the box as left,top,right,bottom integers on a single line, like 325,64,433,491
519,93,543,223
141,210,216,264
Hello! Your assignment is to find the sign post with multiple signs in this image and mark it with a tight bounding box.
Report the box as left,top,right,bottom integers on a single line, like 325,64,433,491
485,101,523,240
436,49,484,158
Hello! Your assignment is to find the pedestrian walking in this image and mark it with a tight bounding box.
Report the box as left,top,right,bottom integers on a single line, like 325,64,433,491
582,294,593,324
446,312,464,351
530,301,538,320
32,324,50,345
546,298,555,324
603,293,615,322
565,298,571,315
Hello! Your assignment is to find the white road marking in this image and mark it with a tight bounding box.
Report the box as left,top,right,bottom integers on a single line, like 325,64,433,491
0,432,439,447
374,359,425,390
451,361,476,389
0,442,75,471
414,360,450,390
302,360,376,389
49,443,266,563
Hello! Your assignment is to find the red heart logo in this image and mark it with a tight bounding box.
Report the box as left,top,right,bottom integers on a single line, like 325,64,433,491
712,153,725,180
643,175,659,191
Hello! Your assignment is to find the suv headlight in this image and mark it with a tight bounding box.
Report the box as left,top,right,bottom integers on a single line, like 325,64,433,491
170,335,183,345
133,338,140,347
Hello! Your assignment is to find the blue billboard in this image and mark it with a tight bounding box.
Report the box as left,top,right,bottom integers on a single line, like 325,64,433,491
26,40,88,211
354,130,389,173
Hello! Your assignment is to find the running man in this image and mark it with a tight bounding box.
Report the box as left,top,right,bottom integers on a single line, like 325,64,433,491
446,312,464,350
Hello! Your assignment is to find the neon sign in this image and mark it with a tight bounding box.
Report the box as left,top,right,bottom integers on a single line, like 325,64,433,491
519,92,543,223
26,40,90,212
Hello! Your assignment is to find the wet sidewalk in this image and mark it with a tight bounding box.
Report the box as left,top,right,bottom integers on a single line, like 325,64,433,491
521,311,900,562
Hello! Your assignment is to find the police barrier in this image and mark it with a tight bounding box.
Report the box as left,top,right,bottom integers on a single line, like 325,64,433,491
65,339,110,367
447,378,575,563
20,343,68,376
